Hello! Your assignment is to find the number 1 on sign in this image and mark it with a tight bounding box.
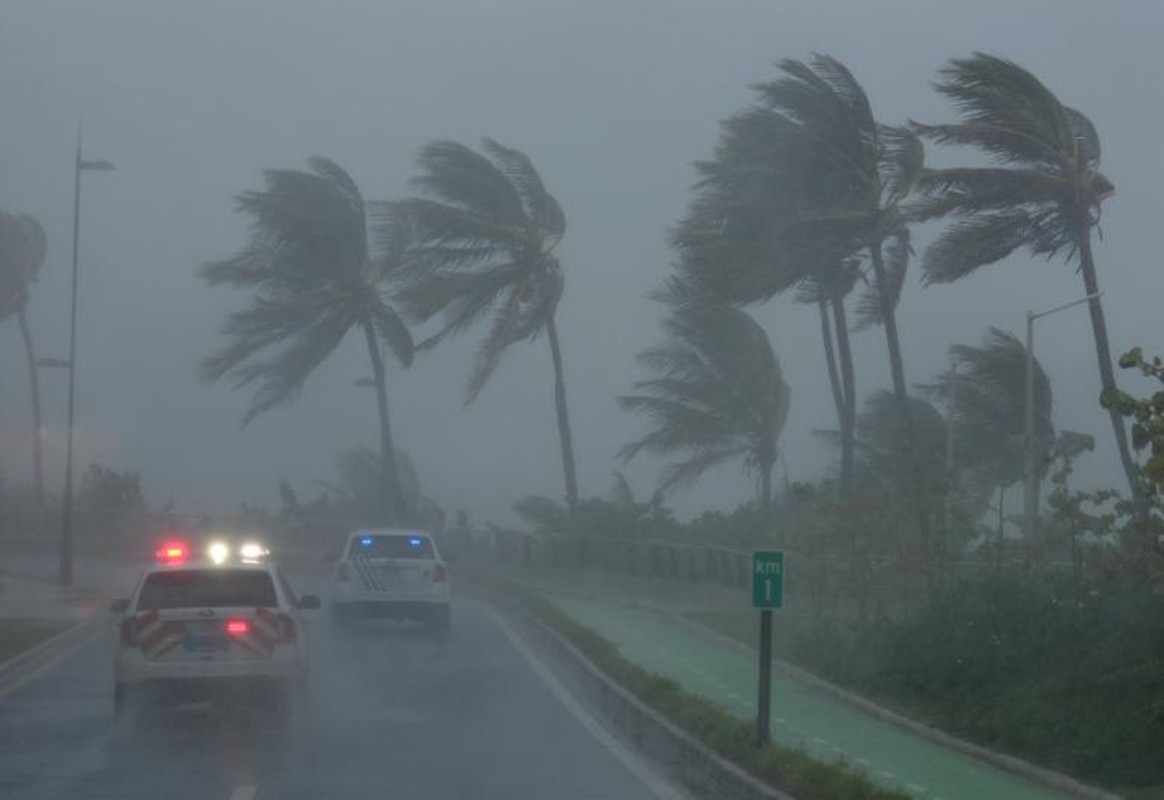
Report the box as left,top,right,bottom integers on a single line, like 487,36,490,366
765,581,772,602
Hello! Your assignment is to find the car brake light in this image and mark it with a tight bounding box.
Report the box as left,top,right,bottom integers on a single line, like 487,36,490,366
276,613,298,643
119,617,138,647
225,619,249,636
432,563,447,583
336,563,351,583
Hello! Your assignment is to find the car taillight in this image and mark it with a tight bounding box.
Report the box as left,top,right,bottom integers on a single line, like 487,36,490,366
432,563,448,583
276,613,298,643
119,617,138,647
336,563,351,583
225,619,249,636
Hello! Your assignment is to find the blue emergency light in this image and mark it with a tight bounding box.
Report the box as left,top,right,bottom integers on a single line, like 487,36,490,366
360,536,374,548
408,536,423,549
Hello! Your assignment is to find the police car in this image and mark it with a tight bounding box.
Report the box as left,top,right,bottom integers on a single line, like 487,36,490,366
330,529,450,632
111,539,320,723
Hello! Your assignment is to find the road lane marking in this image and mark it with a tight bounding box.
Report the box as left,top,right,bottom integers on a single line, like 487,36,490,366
0,626,110,699
487,608,687,800
229,786,258,800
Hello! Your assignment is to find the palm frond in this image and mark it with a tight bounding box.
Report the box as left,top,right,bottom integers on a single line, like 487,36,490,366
929,52,1070,166
479,138,564,242
411,140,526,225
921,209,1069,284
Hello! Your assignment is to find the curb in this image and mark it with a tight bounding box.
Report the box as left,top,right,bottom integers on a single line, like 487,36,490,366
661,608,1124,800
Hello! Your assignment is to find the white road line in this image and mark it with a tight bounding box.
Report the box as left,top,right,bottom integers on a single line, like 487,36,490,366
487,608,687,800
229,787,258,800
0,627,110,699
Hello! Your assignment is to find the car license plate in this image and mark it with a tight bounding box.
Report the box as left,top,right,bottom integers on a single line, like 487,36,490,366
183,633,228,653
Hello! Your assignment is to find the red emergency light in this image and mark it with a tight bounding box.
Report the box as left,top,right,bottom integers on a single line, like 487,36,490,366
155,540,189,565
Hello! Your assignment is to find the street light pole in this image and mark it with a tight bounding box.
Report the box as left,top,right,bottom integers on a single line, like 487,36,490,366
1022,292,1103,552
59,121,114,588
944,361,958,558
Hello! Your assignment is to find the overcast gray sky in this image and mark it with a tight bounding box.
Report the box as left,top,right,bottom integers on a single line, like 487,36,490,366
1,0,1161,526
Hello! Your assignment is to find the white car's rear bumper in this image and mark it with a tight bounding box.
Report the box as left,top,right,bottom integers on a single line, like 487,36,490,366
115,645,306,686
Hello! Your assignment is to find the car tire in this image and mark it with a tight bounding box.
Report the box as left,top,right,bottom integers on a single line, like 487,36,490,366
113,683,142,738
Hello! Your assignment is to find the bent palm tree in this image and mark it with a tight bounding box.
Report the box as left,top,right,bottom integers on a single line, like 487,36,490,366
920,327,1054,522
912,52,1135,501
0,212,48,503
392,138,579,508
201,157,413,522
618,305,790,508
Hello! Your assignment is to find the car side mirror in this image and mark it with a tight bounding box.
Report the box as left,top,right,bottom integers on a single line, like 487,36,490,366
297,594,322,610
109,598,129,614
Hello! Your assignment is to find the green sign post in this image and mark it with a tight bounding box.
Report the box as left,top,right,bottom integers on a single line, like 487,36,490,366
752,550,784,745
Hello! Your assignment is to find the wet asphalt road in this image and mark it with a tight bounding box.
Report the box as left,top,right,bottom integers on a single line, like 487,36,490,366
0,578,669,800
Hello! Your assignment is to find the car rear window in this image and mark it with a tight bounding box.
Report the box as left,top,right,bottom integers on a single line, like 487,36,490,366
348,534,435,560
137,569,278,610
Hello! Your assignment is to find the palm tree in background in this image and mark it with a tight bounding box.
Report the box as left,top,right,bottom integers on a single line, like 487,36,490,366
921,327,1054,526
0,211,48,503
392,138,579,509
200,157,414,523
911,53,1136,502
618,303,790,508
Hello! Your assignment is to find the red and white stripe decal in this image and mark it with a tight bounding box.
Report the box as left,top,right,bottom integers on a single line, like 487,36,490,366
135,611,186,660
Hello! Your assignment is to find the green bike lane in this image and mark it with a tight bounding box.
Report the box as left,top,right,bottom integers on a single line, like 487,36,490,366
550,594,1070,800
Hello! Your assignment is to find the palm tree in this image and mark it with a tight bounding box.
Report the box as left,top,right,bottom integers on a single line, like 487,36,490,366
686,54,922,402
618,304,790,508
920,327,1054,529
911,53,1136,502
391,138,579,509
672,54,924,523
0,211,48,503
200,157,413,522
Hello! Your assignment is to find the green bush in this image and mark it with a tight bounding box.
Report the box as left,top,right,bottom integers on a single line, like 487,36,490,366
522,594,908,800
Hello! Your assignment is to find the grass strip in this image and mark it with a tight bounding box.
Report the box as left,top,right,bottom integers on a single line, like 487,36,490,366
0,618,70,665
522,593,908,800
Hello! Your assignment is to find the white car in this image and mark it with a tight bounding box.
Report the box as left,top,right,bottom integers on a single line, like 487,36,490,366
330,529,450,632
111,540,320,723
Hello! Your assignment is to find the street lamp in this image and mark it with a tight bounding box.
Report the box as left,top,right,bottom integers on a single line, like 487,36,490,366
1022,292,1102,548
59,122,114,588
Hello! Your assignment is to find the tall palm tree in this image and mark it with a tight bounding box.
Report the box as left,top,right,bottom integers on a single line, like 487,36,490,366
672,54,924,528
670,116,862,499
0,211,48,503
391,138,579,509
618,304,790,508
689,54,923,402
911,52,1136,502
201,157,413,522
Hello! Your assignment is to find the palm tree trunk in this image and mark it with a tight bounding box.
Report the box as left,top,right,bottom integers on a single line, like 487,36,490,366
546,315,580,511
831,292,857,498
362,322,408,523
868,243,908,401
870,242,934,581
16,305,44,504
759,458,774,509
818,298,846,442
1078,229,1141,506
